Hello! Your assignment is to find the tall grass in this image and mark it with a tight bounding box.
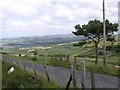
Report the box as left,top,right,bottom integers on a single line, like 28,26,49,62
2,61,61,88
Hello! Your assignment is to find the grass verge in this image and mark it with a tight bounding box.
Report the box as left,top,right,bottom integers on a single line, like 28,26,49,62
2,61,61,88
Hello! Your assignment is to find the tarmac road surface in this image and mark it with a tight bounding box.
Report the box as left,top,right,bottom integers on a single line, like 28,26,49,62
1,55,119,88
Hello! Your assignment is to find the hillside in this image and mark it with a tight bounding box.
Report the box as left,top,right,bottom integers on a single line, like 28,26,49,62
1,34,86,48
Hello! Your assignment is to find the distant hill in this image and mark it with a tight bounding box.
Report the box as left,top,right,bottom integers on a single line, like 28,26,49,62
1,34,87,48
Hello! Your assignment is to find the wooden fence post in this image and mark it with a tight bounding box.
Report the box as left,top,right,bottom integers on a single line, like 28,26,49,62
71,61,78,89
39,55,41,57
65,74,72,90
25,54,27,57
81,61,85,89
90,68,96,90
55,56,57,60
43,64,50,83
51,55,53,60
59,56,62,61
67,55,69,62
31,62,37,76
74,56,77,63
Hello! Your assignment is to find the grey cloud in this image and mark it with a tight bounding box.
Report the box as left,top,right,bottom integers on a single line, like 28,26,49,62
1,0,119,38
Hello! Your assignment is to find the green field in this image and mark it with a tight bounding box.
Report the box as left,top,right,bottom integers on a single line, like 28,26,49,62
1,36,120,77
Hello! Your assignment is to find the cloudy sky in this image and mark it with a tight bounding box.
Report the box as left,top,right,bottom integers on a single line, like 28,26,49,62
0,0,119,39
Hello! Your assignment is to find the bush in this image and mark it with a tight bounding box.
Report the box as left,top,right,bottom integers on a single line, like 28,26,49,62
32,58,37,61
73,41,87,47
19,54,21,57
73,43,80,46
1,52,7,54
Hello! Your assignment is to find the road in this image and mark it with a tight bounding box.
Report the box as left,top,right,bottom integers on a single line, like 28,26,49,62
1,55,119,88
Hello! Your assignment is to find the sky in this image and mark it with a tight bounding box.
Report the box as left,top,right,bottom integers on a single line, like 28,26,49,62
0,0,119,39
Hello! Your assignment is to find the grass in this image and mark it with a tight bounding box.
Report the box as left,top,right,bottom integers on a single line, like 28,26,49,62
75,57,120,77
2,41,85,55
33,57,71,68
4,54,120,77
7,55,71,69
2,61,62,88
94,65,120,76
2,36,120,77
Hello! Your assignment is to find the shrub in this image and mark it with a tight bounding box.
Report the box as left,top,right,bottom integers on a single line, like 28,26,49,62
1,52,7,54
73,41,87,47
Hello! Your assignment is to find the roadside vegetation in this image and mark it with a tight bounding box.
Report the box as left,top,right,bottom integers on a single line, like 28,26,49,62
2,35,120,77
2,61,61,88
1,19,119,78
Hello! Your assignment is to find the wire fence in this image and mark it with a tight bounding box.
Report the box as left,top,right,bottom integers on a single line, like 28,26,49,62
2,55,97,89
2,55,119,89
